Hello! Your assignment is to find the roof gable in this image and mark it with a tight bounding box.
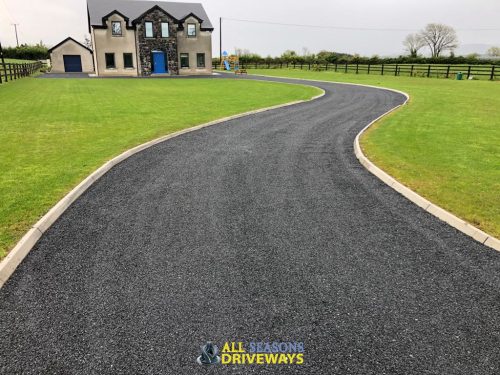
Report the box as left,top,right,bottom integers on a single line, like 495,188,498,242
132,4,180,23
48,37,93,53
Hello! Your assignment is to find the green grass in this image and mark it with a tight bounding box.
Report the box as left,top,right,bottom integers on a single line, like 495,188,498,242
3,58,36,64
0,77,320,259
249,68,500,238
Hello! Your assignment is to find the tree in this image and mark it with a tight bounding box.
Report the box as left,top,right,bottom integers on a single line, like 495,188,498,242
280,50,298,62
420,23,458,57
84,35,92,50
487,46,500,57
403,33,425,57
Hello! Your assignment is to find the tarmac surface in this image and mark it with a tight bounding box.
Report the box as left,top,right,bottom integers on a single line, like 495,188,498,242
1,74,499,374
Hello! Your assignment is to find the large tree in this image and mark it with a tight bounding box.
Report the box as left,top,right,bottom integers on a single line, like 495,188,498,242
403,33,425,57
420,23,459,57
487,46,500,57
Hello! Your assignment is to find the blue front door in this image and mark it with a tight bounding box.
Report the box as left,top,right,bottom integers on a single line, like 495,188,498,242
152,52,167,74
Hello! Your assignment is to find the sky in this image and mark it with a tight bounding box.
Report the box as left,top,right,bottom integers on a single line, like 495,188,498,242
1,0,499,56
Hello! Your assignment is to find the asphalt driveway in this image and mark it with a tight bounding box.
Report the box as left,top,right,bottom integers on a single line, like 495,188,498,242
1,75,499,374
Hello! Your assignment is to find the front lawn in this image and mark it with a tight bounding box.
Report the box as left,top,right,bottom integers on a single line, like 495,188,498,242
0,77,320,259
249,69,500,238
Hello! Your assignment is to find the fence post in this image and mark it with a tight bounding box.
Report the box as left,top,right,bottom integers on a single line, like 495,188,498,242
381,64,384,75
466,65,471,79
410,65,414,77
490,66,495,81
345,63,348,73
334,63,337,72
9,63,12,80
427,64,431,78
2,61,6,82
308,62,311,70
446,65,450,79
356,63,359,74
367,64,371,74
395,64,398,76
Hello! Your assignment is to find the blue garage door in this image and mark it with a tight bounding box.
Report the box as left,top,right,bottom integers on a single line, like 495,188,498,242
63,55,83,72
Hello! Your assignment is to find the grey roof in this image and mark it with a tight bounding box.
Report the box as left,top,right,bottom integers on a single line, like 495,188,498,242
87,0,213,29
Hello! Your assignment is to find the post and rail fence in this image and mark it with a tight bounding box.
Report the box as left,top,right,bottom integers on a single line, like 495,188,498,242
213,62,498,81
0,61,43,85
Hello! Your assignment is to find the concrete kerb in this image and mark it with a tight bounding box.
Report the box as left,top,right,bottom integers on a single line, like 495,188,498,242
247,73,500,252
0,87,326,289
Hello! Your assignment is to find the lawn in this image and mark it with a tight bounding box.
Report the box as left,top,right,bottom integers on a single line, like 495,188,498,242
248,69,500,238
0,77,320,259
3,59,36,64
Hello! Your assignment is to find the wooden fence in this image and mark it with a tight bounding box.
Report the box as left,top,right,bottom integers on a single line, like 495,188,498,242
0,61,43,84
214,62,498,81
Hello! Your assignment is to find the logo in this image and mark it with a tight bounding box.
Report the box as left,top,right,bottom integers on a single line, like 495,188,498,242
196,341,304,366
197,342,221,365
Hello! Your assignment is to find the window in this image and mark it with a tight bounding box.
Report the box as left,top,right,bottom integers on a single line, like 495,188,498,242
161,22,169,37
187,23,196,37
105,53,116,69
196,53,205,68
145,22,154,38
180,53,189,68
123,53,134,69
111,21,122,36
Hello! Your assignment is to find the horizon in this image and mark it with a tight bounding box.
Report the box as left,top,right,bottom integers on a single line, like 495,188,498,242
1,0,499,56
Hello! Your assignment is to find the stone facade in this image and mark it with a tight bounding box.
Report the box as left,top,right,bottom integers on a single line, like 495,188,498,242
135,8,179,76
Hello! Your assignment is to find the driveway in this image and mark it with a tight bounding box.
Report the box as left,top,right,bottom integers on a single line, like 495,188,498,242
1,75,499,374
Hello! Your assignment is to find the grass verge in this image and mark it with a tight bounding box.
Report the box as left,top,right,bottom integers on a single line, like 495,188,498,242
249,69,500,238
0,77,320,259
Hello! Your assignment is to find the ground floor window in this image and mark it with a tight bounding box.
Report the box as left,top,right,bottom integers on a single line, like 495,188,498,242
124,53,134,69
197,53,205,68
180,53,189,68
105,53,115,69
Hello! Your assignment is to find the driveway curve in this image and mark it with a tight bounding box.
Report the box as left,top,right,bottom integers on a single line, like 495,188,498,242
1,75,499,374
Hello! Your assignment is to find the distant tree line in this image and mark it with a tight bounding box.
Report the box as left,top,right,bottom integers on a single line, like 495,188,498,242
2,43,49,61
214,50,500,66
215,22,499,67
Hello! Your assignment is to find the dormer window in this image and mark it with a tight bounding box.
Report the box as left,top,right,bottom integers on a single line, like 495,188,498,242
187,23,196,37
112,21,122,36
145,22,154,38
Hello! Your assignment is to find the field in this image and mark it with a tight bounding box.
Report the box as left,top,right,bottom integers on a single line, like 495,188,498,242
0,77,320,259
248,68,500,238
2,59,37,64
235,63,499,81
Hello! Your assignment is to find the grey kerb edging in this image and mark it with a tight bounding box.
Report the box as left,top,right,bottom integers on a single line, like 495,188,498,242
250,73,500,253
0,86,326,288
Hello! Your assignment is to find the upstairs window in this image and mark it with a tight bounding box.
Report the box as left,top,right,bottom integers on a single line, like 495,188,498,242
187,23,196,37
145,22,154,38
161,22,169,37
112,21,122,36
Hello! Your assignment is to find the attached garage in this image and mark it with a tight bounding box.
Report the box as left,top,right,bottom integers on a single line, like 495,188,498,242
49,37,94,73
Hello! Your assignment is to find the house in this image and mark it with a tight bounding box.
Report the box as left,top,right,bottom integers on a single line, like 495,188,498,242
50,0,213,76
